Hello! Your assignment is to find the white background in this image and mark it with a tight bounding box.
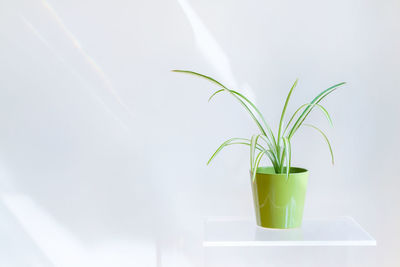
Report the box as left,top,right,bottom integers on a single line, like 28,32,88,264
0,0,399,266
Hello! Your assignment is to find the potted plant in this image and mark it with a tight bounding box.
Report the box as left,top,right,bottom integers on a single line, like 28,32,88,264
173,70,345,229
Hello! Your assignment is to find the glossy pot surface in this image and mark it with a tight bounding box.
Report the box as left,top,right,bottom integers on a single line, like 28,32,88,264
251,167,309,229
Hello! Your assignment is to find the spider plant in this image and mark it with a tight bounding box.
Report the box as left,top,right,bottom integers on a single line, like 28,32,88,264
173,70,345,181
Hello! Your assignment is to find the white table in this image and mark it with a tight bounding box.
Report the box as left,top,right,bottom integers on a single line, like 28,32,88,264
203,217,376,267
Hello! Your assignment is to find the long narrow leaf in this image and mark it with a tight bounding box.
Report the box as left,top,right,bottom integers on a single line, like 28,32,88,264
290,91,336,137
252,150,266,182
282,137,291,180
208,89,224,102
208,88,277,151
229,90,277,148
172,70,227,88
250,134,260,170
278,79,298,147
265,149,280,172
173,70,268,137
292,83,344,133
288,82,345,139
174,70,278,158
258,135,280,173
316,104,333,127
207,138,266,165
207,138,247,165
283,103,333,136
303,124,334,164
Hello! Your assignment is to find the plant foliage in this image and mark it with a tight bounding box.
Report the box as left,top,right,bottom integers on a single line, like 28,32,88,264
173,70,345,181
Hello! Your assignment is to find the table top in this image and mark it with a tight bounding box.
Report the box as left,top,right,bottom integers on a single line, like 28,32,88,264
204,217,376,247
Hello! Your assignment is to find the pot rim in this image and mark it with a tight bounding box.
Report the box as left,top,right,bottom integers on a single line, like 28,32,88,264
254,166,308,175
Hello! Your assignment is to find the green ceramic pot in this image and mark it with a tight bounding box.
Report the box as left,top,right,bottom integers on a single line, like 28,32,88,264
250,166,309,229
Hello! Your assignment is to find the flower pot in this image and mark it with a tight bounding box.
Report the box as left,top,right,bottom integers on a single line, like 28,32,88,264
250,166,309,229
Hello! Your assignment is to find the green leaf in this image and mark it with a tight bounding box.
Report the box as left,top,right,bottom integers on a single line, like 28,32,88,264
249,134,281,173
208,89,224,102
265,149,280,173
173,70,282,169
174,70,269,137
283,103,333,136
208,88,277,152
257,134,280,173
282,136,291,180
316,104,333,127
229,90,277,148
303,123,334,164
250,134,260,170
252,150,266,182
172,70,227,88
288,82,345,139
207,138,265,165
173,70,279,152
278,79,298,148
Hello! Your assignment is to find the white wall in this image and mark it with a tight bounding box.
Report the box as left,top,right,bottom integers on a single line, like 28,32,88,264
0,0,399,266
